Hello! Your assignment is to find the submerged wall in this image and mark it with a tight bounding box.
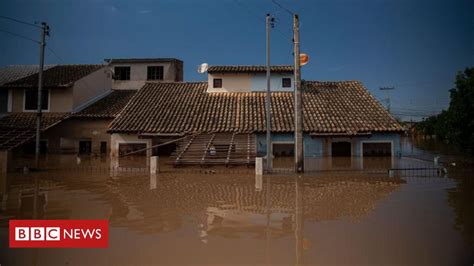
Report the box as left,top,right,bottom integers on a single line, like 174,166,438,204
256,132,401,157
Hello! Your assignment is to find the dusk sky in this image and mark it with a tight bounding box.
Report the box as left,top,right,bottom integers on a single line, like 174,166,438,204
0,0,472,121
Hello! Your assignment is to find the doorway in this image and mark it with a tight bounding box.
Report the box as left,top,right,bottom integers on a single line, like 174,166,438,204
273,142,294,169
331,142,351,156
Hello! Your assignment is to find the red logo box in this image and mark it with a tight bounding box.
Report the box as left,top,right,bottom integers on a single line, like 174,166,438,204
9,220,108,248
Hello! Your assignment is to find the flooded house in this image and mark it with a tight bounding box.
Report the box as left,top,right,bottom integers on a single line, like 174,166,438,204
108,65,404,167
0,58,184,162
0,64,110,156
0,65,55,115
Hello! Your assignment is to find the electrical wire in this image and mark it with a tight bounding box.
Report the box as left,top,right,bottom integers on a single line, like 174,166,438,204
0,15,42,28
270,0,294,16
0,28,39,43
232,0,293,41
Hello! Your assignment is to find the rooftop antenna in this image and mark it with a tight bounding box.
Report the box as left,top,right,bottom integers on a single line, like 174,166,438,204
197,63,209,74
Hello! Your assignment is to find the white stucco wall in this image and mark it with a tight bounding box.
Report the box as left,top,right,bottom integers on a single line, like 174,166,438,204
250,73,294,92
72,67,111,110
207,72,294,93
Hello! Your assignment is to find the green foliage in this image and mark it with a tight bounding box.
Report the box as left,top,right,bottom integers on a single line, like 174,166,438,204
417,68,474,154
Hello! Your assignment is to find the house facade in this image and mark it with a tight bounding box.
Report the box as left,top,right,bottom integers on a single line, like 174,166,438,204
107,65,404,168
104,58,183,90
0,58,183,158
0,64,111,155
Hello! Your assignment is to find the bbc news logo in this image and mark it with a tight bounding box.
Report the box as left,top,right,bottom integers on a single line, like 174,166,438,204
9,220,108,248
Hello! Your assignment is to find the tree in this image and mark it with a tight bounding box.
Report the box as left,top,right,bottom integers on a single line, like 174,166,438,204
446,68,474,153
417,68,474,154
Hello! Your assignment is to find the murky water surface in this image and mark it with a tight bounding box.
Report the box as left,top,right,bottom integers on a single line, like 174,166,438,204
0,139,473,265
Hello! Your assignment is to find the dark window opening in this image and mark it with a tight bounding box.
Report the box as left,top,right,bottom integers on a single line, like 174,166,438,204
331,142,351,156
282,78,292,88
147,66,164,80
118,143,147,168
213,78,222,88
23,140,48,154
0,90,8,113
152,139,177,156
24,89,48,111
100,141,107,154
114,66,131,80
363,142,392,157
79,140,92,154
119,143,147,156
273,143,294,157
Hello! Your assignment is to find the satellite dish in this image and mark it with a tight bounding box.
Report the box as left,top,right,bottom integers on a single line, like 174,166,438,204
300,53,309,66
197,63,209,74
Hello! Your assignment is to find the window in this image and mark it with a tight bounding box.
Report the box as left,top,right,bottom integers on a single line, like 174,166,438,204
79,140,92,154
0,90,8,113
147,66,164,80
213,78,222,88
282,78,292,88
24,89,49,111
100,141,107,154
118,143,147,156
114,66,130,80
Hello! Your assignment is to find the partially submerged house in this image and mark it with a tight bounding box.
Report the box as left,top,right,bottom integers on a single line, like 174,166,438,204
0,65,55,114
0,57,184,158
108,65,404,166
0,64,110,155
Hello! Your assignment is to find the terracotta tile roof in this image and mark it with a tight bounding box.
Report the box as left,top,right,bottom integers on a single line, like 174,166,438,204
207,65,293,73
0,65,55,86
2,64,104,88
0,112,69,150
108,81,403,134
73,90,136,119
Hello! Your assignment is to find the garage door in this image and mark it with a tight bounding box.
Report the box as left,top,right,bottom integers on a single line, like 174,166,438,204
363,142,392,157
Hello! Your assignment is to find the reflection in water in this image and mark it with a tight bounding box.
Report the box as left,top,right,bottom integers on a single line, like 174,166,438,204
0,149,473,264
447,177,474,249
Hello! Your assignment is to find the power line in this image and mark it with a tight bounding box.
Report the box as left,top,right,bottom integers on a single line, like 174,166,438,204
232,0,292,41
46,45,65,62
0,15,41,29
0,28,39,43
270,0,294,16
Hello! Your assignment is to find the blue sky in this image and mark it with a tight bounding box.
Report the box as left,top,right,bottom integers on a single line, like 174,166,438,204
0,0,473,120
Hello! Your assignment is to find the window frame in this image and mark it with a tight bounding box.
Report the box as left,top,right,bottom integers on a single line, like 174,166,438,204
213,78,223,88
282,78,292,88
114,66,131,80
147,66,164,81
23,88,50,112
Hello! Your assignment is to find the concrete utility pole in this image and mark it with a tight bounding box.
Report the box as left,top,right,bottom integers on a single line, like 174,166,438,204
293,14,304,173
379,87,394,113
35,22,48,168
265,14,273,171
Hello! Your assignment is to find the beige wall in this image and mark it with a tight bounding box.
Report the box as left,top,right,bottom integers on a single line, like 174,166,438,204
42,118,111,154
110,133,152,157
207,72,294,93
10,87,74,112
207,73,252,93
9,67,110,113
72,67,111,110
109,61,183,90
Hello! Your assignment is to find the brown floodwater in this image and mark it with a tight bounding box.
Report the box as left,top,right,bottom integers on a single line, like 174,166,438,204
0,148,473,265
